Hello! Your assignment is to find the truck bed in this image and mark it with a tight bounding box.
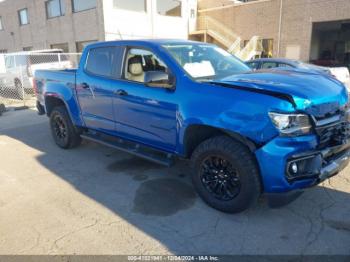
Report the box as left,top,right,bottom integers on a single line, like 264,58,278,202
35,68,77,104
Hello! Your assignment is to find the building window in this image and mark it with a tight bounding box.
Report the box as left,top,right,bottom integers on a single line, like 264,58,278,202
23,46,33,51
46,0,65,18
113,0,147,12
72,0,96,13
157,0,181,17
18,8,29,25
261,39,274,58
0,16,3,30
0,49,7,53
51,43,69,53
76,40,96,53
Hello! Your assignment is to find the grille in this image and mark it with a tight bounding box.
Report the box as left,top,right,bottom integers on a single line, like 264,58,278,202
315,117,350,149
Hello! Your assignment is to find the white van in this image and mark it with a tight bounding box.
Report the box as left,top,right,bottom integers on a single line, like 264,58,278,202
1,49,72,99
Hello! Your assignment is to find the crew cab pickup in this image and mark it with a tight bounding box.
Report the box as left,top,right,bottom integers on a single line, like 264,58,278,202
35,40,350,213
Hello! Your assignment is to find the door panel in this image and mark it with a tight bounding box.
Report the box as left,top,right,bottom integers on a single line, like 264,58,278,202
111,47,178,151
76,74,115,132
112,80,178,151
76,46,120,133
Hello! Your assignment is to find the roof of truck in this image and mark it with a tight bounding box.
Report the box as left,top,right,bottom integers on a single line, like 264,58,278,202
87,39,209,49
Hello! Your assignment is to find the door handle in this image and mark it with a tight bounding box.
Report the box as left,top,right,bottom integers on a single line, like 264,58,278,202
81,82,90,89
114,89,128,96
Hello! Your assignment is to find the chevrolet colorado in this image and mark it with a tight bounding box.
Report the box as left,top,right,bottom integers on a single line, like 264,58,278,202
35,40,350,213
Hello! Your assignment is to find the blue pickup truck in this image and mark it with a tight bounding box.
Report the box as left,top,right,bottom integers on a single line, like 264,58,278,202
34,40,350,213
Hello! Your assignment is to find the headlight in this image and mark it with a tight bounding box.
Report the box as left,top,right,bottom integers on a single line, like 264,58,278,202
268,112,312,136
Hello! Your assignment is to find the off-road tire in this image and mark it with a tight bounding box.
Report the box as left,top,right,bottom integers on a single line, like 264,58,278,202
50,106,81,149
191,135,261,213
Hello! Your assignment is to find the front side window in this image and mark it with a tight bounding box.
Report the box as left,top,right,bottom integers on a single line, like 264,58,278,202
163,43,250,81
46,0,65,18
124,48,168,83
0,16,4,30
113,0,147,12
72,0,96,12
157,0,181,17
18,8,29,25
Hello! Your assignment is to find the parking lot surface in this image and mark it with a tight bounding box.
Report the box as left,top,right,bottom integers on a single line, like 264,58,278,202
0,109,350,255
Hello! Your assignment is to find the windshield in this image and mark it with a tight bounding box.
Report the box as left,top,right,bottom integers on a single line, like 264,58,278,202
162,43,251,81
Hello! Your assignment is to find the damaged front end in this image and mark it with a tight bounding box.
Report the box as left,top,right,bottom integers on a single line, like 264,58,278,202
256,101,350,207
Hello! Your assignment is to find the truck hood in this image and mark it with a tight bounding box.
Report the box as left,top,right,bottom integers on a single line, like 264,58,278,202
218,68,349,116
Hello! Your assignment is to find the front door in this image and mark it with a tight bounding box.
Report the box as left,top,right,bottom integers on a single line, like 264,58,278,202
112,48,178,152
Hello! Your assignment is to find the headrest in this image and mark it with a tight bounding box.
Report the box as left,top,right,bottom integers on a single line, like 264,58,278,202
128,56,143,76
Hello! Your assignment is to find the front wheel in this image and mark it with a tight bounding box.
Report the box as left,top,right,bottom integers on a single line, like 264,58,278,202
50,106,81,149
191,136,262,213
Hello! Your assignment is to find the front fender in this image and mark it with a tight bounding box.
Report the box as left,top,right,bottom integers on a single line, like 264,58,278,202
176,84,296,155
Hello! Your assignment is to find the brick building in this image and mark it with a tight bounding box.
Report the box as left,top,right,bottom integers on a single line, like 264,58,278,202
194,0,350,66
0,0,197,53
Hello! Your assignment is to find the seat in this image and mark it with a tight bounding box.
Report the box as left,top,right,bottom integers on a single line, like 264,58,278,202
127,55,144,82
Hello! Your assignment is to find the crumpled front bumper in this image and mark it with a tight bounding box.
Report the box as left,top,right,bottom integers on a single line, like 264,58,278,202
255,135,350,193
315,142,350,184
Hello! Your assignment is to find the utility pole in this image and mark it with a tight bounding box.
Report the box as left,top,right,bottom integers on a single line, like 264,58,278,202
277,0,283,57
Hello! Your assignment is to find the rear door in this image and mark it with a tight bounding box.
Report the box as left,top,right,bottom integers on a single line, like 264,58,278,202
76,46,124,133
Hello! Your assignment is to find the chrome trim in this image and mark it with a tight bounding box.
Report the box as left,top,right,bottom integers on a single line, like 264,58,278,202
313,114,341,127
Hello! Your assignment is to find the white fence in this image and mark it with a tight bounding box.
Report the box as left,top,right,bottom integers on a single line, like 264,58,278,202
0,52,81,109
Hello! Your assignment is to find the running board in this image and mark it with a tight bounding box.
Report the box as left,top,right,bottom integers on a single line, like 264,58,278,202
81,133,174,167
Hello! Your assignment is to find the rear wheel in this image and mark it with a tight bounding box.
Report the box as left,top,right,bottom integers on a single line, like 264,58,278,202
191,135,261,213
50,106,81,149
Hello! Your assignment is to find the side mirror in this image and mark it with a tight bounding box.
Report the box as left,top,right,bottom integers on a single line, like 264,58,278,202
144,71,175,89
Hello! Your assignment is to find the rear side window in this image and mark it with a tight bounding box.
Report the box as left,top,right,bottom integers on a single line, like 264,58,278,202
85,46,124,78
